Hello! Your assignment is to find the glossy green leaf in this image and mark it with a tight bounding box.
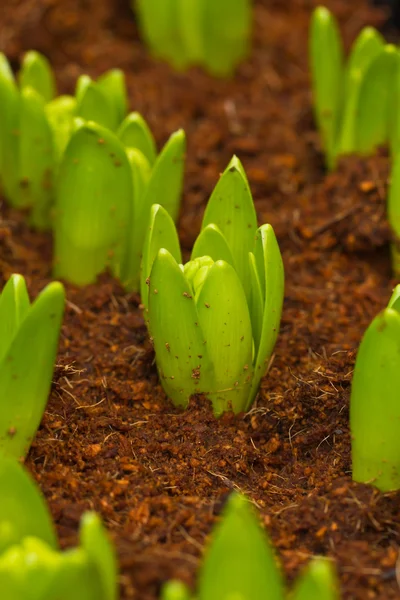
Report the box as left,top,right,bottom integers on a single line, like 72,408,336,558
148,249,213,408
196,261,253,415
121,148,152,291
248,224,284,409
161,580,192,600
198,493,284,600
388,284,400,312
309,6,344,170
0,274,30,365
14,86,55,229
201,155,257,294
354,45,399,155
76,79,116,131
45,95,77,164
97,69,128,128
0,281,65,459
54,122,133,285
80,512,117,600
338,28,384,156
191,223,234,266
201,0,251,76
0,458,56,554
118,112,157,165
142,128,185,223
387,150,400,276
292,557,339,600
350,308,400,491
19,50,56,103
140,204,182,311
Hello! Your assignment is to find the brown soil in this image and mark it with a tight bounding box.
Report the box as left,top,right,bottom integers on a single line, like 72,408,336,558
1,0,400,598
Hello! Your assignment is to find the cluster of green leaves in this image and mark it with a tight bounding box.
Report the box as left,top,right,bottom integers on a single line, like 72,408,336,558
141,156,284,415
350,284,400,492
161,493,339,600
310,6,399,170
133,0,252,76
0,51,186,290
0,457,116,599
0,274,64,460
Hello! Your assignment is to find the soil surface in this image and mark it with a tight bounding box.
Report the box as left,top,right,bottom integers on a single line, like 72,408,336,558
1,1,400,598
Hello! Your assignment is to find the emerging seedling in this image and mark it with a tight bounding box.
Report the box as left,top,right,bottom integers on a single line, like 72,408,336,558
350,285,400,491
0,274,65,459
0,458,117,600
310,6,399,169
143,157,284,415
161,493,339,599
134,0,251,76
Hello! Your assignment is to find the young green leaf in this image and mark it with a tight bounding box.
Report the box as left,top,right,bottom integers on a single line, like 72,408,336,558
292,557,339,600
337,28,384,156
0,274,30,365
388,284,400,312
14,86,55,229
118,112,157,166
0,457,57,554
0,53,19,196
354,45,400,155
46,95,77,164
142,128,186,223
140,204,182,311
0,281,65,459
309,6,344,170
248,251,264,356
191,223,234,266
198,493,284,600
80,512,117,600
176,0,204,63
120,148,152,291
148,249,213,408
97,69,128,128
134,0,188,68
195,261,253,415
350,308,400,491
54,122,133,285
201,155,257,294
76,78,116,131
201,0,251,76
248,224,284,409
161,580,192,600
19,50,56,103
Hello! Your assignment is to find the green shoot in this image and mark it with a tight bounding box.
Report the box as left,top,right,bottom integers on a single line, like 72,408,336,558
19,50,56,103
54,122,133,285
350,293,400,491
0,276,65,459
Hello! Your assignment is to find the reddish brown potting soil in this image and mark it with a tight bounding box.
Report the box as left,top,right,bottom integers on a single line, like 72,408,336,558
1,0,400,598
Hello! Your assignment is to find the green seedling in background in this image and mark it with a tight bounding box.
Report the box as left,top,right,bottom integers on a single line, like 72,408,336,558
143,157,284,415
161,493,339,599
310,6,400,169
133,0,252,76
350,285,400,491
75,70,128,132
0,458,117,600
54,121,133,285
0,274,65,459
